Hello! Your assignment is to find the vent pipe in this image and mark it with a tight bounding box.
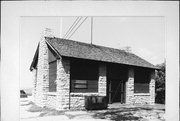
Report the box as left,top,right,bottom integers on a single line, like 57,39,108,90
60,17,63,38
91,17,93,45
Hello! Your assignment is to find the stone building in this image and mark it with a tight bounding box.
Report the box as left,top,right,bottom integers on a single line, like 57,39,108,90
30,32,158,110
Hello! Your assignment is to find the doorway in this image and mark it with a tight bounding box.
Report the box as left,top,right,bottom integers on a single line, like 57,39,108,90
107,79,125,103
107,63,127,104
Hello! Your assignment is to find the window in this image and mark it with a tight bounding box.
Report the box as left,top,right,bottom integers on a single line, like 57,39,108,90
49,61,57,92
74,80,88,89
70,59,98,93
71,79,98,92
134,68,150,93
134,83,149,93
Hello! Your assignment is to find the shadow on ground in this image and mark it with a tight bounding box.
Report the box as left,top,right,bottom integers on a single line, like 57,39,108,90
22,101,165,121
90,106,164,121
93,111,140,120
91,107,147,120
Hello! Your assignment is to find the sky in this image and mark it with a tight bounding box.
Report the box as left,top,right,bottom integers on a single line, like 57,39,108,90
20,16,165,89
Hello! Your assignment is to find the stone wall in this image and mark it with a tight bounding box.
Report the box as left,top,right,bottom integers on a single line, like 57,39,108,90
125,68,134,104
70,93,99,109
34,37,49,107
125,68,155,104
32,69,37,102
70,94,84,109
44,58,71,110
149,70,155,104
56,59,70,110
46,94,58,109
98,64,107,96
133,70,155,104
134,94,150,104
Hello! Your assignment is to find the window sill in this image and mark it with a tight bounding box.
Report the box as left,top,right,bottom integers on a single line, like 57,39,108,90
134,93,150,96
46,92,57,96
70,92,99,96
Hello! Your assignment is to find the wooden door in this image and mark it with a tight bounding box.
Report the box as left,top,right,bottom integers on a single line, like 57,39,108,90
108,79,125,103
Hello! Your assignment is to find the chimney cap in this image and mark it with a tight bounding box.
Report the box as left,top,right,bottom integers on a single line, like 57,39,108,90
41,28,54,38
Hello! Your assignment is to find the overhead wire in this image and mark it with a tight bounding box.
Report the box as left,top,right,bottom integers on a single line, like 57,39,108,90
67,17,88,39
63,17,80,38
63,17,82,39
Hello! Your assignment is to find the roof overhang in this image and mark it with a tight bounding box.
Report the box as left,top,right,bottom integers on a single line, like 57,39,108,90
30,43,39,71
29,39,61,71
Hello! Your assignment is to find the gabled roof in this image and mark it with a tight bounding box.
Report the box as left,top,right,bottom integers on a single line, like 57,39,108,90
44,37,158,69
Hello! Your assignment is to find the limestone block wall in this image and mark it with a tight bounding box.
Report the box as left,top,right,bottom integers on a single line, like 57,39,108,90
149,70,155,104
34,37,49,107
133,70,155,104
70,94,85,109
98,64,107,96
133,94,150,104
125,68,134,104
70,93,99,109
56,59,70,110
32,69,37,102
125,68,155,104
46,94,58,109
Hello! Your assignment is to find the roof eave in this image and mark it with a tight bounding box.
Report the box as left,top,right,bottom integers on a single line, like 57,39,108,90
45,39,62,59
30,43,39,71
46,37,159,70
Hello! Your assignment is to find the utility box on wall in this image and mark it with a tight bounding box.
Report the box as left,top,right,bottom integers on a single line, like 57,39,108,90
85,96,108,110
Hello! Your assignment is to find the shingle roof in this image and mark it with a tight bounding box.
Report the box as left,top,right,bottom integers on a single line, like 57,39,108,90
45,37,158,69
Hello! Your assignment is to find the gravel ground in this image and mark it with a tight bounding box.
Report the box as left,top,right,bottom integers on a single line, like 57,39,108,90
20,96,165,121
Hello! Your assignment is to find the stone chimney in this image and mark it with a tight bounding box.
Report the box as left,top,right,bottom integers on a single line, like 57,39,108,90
35,28,53,107
41,28,54,38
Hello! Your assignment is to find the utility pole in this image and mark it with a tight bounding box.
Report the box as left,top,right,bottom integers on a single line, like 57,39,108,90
60,17,63,38
91,17,93,44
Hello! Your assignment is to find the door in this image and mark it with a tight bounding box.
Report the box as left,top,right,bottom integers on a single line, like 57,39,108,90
107,79,125,103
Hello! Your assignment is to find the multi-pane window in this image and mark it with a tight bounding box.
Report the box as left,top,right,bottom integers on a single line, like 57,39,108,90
134,68,150,93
